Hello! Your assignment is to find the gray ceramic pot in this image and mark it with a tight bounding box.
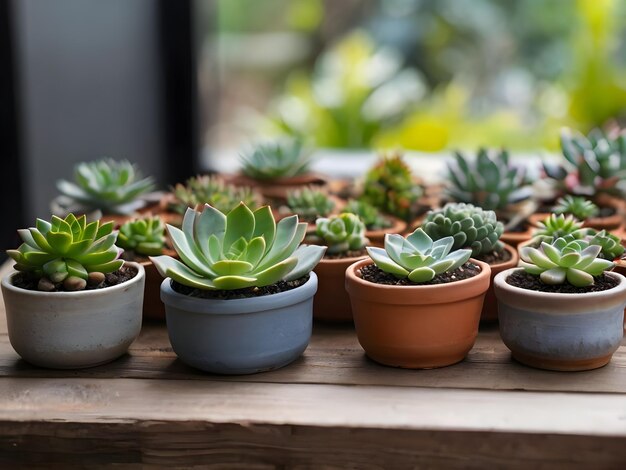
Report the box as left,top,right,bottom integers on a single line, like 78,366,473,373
160,272,318,374
1,263,145,369
494,268,626,371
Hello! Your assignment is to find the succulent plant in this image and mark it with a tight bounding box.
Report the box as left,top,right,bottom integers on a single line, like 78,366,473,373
543,127,626,197
532,214,588,243
285,187,335,222
553,195,599,220
360,152,423,222
422,203,504,257
151,203,326,290
366,229,472,282
315,213,369,255
170,175,259,215
56,159,155,215
519,237,614,287
585,229,625,261
341,199,392,230
7,214,123,291
446,148,532,211
240,139,312,180
117,216,166,257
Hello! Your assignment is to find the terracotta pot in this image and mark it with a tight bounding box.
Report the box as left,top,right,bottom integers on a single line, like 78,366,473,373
345,259,491,369
366,216,407,247
494,268,626,371
479,243,519,322
225,172,328,201
313,254,368,322
529,195,624,232
138,248,177,321
500,223,534,247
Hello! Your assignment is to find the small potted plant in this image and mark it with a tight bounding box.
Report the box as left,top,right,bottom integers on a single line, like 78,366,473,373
446,148,535,246
309,213,369,322
52,159,156,226
151,203,326,374
278,186,341,232
2,214,145,369
359,152,426,224
117,216,177,320
530,195,621,232
522,214,589,249
494,237,626,371
229,138,326,200
341,199,406,247
421,203,518,321
160,174,260,226
345,228,491,369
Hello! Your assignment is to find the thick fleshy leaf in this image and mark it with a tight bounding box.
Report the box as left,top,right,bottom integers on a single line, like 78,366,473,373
28,229,52,252
166,225,215,277
444,249,472,271
519,260,545,275
47,231,72,254
428,258,455,274
384,233,407,267
84,259,124,273
559,252,581,268
212,260,253,276
255,216,301,271
540,267,566,285
223,203,255,253
36,218,52,235
406,228,433,252
195,204,226,260
541,243,562,265
253,257,298,286
566,268,594,287
584,258,614,276
66,259,88,279
367,246,408,277
22,251,57,265
95,221,115,239
252,206,275,252
246,237,266,268
525,247,557,269
151,255,217,290
399,252,430,270
408,267,436,282
213,275,257,290
283,244,326,281
18,229,39,249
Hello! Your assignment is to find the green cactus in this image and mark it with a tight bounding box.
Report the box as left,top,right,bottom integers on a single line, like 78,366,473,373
56,159,155,215
360,152,423,222
553,195,599,220
151,203,326,290
117,216,166,257
240,139,312,180
366,228,472,282
315,213,369,255
519,237,614,287
7,214,123,291
446,148,532,211
170,175,259,215
341,199,392,230
422,203,504,257
286,187,335,222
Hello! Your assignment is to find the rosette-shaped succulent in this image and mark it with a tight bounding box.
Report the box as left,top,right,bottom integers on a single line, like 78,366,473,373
532,214,588,243
286,187,335,222
315,213,369,255
519,237,614,287
151,203,326,290
586,230,625,260
422,203,504,257
361,152,423,221
7,214,123,291
170,175,259,215
366,228,471,282
117,216,166,256
446,148,532,211
341,199,391,230
553,195,599,220
56,159,154,215
240,139,312,180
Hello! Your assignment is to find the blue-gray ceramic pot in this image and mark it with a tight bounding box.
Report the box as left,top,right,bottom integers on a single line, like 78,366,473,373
160,273,317,374
494,268,626,371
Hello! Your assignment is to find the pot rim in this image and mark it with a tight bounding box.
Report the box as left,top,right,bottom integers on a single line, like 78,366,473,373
1,261,145,298
160,271,318,315
493,268,626,315
484,242,518,268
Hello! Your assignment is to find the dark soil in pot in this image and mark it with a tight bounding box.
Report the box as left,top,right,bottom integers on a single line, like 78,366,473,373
359,262,481,286
171,275,309,300
506,271,618,293
12,265,137,292
475,247,512,265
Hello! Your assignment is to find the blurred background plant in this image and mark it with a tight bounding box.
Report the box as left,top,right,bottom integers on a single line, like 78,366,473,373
199,0,626,152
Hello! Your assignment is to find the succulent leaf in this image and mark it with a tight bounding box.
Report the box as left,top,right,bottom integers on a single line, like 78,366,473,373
117,216,166,256
315,213,369,255
240,138,312,180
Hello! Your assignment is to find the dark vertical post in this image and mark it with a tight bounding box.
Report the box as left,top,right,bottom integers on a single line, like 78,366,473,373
157,0,199,184
0,0,24,258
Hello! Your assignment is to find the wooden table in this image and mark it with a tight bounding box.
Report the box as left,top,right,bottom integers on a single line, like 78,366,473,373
1,262,626,468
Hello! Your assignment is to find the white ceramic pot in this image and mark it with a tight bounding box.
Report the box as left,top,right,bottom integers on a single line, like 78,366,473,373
494,268,626,371
1,262,145,369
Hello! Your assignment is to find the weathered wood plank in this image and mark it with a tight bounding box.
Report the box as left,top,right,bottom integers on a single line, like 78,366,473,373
1,421,625,469
0,324,625,394
1,378,626,436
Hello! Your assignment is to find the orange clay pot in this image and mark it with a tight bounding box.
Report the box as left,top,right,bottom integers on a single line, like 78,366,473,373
313,254,368,322
345,258,491,369
479,243,518,322
500,223,534,247
365,215,407,247
225,172,328,201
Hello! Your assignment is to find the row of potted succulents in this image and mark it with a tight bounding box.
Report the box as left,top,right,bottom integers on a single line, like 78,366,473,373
3,125,626,375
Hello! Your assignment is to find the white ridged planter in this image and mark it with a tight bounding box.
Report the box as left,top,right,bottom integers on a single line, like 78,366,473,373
1,263,145,369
